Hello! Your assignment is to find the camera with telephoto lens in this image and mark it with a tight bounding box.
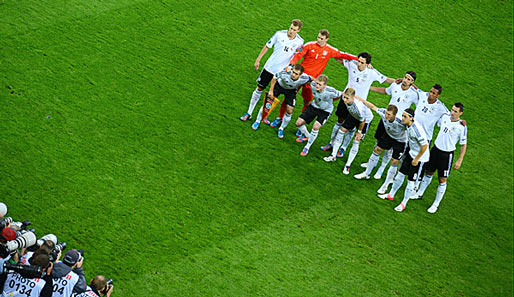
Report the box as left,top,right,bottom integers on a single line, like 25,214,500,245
1,262,42,279
49,242,66,262
0,230,37,258
26,234,58,252
10,220,31,231
0,217,13,231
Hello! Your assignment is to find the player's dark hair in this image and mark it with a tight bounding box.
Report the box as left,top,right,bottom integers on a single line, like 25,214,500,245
454,102,464,112
293,64,305,74
404,108,415,118
319,29,329,38
432,84,442,95
386,104,398,116
405,71,417,81
291,19,303,29
358,52,372,64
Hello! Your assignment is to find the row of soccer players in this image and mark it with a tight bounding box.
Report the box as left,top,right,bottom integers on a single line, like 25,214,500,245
239,19,468,214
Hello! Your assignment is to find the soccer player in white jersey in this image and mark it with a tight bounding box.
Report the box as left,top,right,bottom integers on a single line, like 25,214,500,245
321,52,396,157
410,103,468,213
353,98,407,180
414,84,448,141
378,108,430,212
251,64,312,137
362,71,420,184
371,83,448,188
240,19,304,122
295,75,341,156
323,88,367,175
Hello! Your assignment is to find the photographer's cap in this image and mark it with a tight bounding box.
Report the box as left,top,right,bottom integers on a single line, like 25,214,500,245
0,203,8,217
1,227,17,241
63,249,82,266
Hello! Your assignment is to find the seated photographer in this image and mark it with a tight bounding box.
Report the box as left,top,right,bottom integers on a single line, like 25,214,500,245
51,249,86,297
0,253,54,297
76,275,113,297
0,227,19,264
20,240,56,265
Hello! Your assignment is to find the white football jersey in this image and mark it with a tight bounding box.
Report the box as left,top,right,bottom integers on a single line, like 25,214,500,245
310,81,341,113
434,114,467,152
386,83,419,117
346,100,366,122
263,30,304,74
51,271,79,297
406,121,429,162
376,108,407,142
2,272,46,297
344,60,387,123
415,92,449,140
274,70,311,90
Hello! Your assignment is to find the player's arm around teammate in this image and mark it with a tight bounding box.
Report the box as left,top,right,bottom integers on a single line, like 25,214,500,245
240,19,303,123
323,89,366,174
411,103,468,213
353,98,406,181
295,75,341,156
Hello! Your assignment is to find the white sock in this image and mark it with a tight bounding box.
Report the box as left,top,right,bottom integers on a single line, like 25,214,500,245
390,172,405,197
342,130,354,150
417,175,433,196
330,122,342,145
379,149,393,172
255,106,263,123
280,113,292,130
365,152,380,176
433,182,447,208
400,181,416,207
384,164,398,186
298,124,310,138
331,130,345,157
248,88,263,115
305,129,318,150
345,141,360,166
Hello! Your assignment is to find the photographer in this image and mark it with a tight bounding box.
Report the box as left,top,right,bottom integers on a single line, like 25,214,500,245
51,249,86,297
0,227,19,265
0,253,54,297
76,276,113,297
20,240,55,265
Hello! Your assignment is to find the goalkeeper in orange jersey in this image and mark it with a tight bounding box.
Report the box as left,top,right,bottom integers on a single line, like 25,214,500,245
268,29,358,132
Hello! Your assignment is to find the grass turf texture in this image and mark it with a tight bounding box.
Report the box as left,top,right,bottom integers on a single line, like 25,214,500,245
1,0,512,296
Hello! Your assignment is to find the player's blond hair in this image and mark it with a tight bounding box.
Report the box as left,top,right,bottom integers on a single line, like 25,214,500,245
291,19,303,29
344,88,355,97
317,75,328,84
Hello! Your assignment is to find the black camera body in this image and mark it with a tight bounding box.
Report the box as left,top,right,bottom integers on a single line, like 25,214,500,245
0,217,13,231
49,242,67,262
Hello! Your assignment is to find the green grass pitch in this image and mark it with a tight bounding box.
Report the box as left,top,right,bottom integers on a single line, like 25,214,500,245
1,0,512,296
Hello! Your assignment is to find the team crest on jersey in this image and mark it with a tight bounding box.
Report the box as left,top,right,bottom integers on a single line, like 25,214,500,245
265,102,272,109
323,50,328,56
